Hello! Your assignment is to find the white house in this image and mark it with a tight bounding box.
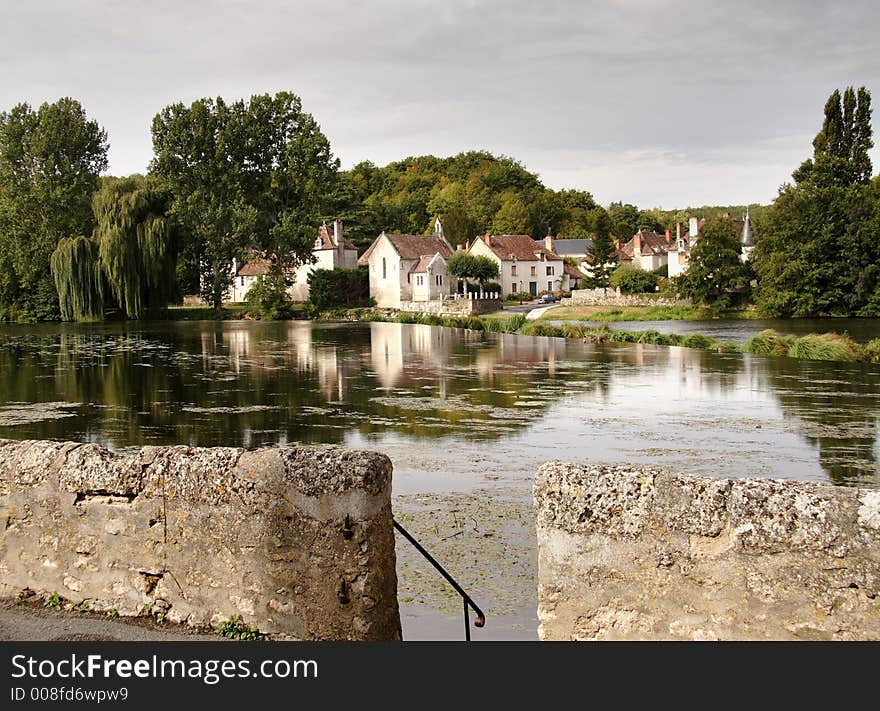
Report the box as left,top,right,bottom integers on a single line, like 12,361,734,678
227,220,359,303
468,233,568,297
667,211,756,278
358,219,455,308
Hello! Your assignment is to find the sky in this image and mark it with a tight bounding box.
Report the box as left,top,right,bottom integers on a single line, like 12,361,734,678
1,0,878,209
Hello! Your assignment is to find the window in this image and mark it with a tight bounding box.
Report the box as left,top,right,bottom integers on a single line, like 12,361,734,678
407,273,410,283
511,265,517,276
548,281,553,291
530,266,536,276
382,258,387,279
240,277,244,286
436,275,442,286
546,266,554,276
416,275,424,286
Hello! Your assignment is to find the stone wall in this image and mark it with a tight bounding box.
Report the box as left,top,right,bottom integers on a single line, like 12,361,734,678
565,288,690,307
396,295,501,316
0,439,401,641
535,462,880,641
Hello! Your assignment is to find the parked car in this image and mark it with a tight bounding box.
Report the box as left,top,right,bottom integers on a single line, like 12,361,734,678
537,293,557,303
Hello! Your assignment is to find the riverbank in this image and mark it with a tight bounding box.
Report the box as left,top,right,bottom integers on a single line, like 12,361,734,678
346,309,880,365
538,304,758,322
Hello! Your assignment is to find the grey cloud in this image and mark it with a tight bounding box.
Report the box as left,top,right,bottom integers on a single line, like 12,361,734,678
1,0,878,206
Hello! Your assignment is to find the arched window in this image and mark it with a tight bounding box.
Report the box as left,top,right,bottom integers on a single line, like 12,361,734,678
382,258,386,280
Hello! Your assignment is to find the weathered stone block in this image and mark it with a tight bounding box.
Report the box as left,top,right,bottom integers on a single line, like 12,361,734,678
535,461,880,640
0,439,401,640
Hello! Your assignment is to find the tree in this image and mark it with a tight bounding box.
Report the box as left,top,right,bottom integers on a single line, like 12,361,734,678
678,217,751,308
0,98,108,320
586,209,617,288
150,92,339,310
446,252,499,292
754,87,876,317
93,175,177,318
607,202,640,240
50,236,104,321
492,192,532,234
609,265,659,294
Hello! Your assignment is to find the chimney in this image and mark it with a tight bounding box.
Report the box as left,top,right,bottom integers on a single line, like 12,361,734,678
486,235,492,248
689,217,699,239
544,235,554,251
676,222,682,240
633,233,642,258
665,228,671,243
615,238,622,250
434,216,444,239
465,239,470,251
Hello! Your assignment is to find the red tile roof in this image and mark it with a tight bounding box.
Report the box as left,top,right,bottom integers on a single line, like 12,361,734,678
237,257,272,277
474,234,561,261
358,233,453,265
619,230,673,259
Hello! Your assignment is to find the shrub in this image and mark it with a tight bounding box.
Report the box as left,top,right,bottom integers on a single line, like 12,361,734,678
308,266,371,310
609,265,659,294
245,272,294,320
214,615,265,641
864,338,880,364
504,314,527,332
742,329,794,357
787,333,862,362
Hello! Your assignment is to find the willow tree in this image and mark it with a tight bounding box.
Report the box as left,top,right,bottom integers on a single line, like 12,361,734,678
93,175,176,319
50,236,104,321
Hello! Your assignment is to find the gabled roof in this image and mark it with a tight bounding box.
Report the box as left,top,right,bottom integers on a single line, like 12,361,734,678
411,252,445,273
619,230,673,258
237,257,272,277
315,223,357,251
474,234,561,261
358,232,453,265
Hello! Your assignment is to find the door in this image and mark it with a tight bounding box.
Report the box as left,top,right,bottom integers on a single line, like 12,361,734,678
529,281,537,297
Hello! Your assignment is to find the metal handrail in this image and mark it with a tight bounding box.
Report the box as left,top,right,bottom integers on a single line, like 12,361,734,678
393,518,486,641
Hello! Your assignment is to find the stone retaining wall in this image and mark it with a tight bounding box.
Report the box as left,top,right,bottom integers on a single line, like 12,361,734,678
0,439,401,640
565,288,690,307
396,296,501,316
535,462,880,640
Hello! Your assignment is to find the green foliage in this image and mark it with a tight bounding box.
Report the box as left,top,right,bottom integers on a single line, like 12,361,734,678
43,592,63,611
742,329,795,357
677,217,751,308
245,271,294,320
863,339,880,364
93,175,177,318
754,87,877,317
50,236,105,321
151,91,339,310
447,252,499,292
0,98,108,321
787,333,861,362
609,265,658,294
105,608,118,618
214,615,265,641
681,333,718,350
585,209,617,288
307,266,371,310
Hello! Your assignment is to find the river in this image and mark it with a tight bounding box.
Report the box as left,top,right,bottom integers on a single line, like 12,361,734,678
1,320,879,639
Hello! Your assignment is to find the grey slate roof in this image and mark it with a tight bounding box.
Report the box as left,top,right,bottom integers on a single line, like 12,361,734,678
537,238,593,256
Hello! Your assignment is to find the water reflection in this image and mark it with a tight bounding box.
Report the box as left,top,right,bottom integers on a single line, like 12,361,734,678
0,320,878,487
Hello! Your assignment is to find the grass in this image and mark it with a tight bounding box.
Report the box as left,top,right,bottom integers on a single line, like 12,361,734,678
540,304,758,322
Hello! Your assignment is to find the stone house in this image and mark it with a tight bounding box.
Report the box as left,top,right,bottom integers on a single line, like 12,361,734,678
358,221,455,308
616,229,674,272
468,234,569,297
227,220,359,303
